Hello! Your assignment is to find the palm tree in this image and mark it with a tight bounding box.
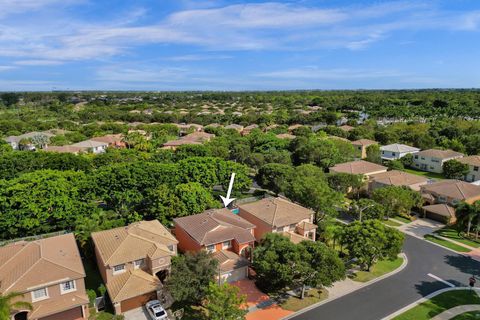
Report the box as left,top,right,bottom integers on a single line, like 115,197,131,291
455,202,476,236
0,292,33,319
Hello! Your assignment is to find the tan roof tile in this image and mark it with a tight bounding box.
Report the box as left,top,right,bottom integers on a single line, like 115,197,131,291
370,170,429,187
30,293,89,319
351,139,377,146
106,269,161,303
90,134,124,144
238,197,313,228
92,220,177,266
415,149,464,159
458,156,480,167
421,179,480,201
0,233,85,293
174,208,255,246
212,250,249,273
329,160,387,175
423,204,456,218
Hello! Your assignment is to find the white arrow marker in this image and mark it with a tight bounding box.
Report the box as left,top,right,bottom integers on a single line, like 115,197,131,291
220,172,236,208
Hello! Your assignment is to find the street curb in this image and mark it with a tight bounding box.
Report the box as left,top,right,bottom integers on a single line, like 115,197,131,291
380,287,480,320
280,252,408,320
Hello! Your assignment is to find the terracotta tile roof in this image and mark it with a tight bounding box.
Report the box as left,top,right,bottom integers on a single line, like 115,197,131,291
458,156,480,167
238,197,313,228
276,133,296,140
174,208,255,246
351,139,377,146
421,180,480,201
0,233,85,293
329,160,387,175
30,293,89,319
163,132,214,147
106,269,161,303
370,170,429,187
415,149,464,159
91,220,178,267
212,250,249,273
422,204,456,218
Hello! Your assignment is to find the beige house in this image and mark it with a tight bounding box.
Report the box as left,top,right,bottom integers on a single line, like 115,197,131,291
412,149,464,174
329,160,388,178
351,139,377,159
369,170,429,192
238,197,317,242
162,132,215,150
457,156,480,182
422,204,457,224
0,233,89,320
91,220,178,314
420,179,480,206
225,124,244,132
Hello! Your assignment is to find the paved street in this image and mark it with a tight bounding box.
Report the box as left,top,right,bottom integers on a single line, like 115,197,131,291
290,235,480,320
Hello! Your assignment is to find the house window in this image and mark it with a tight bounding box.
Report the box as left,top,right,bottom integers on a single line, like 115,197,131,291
276,227,283,232
168,245,174,251
381,151,385,155
415,155,419,159
32,288,48,301
206,244,215,253
421,157,425,160
133,259,145,269
222,241,231,249
113,264,126,275
60,280,76,294
392,152,396,156
474,166,479,172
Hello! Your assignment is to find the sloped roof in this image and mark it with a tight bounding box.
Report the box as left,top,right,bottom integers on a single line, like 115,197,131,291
330,160,387,175
106,269,161,303
71,139,108,148
0,233,85,293
163,132,214,147
351,139,377,146
423,204,456,218
90,134,124,144
44,145,84,154
458,156,480,167
92,220,178,266
380,143,420,153
415,149,464,159
238,197,313,228
174,208,255,246
29,293,89,319
276,133,296,140
339,125,354,131
212,250,249,273
421,180,480,201
370,170,428,186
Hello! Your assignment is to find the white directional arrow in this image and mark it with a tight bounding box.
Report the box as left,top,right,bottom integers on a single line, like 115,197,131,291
220,172,236,208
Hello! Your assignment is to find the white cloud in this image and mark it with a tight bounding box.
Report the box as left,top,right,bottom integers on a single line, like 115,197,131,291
14,59,63,66
96,66,191,83
256,67,409,80
166,54,232,61
0,65,15,71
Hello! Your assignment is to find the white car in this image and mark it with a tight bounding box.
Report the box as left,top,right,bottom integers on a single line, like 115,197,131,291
145,300,168,320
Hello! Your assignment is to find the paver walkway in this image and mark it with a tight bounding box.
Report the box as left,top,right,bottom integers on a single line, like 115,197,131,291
431,304,480,320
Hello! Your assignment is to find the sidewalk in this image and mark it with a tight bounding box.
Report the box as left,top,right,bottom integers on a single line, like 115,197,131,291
431,304,480,320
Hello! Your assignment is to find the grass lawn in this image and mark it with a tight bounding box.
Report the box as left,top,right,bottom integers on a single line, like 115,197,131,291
393,290,480,320
451,311,480,319
350,257,403,283
280,288,328,312
404,168,445,180
394,215,412,224
424,235,471,252
83,256,104,294
435,227,480,248
384,219,403,227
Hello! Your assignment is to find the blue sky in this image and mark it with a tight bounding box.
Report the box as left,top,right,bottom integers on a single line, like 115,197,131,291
0,0,480,91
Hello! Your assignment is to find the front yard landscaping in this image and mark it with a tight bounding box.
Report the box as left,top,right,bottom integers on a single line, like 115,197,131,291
435,227,480,248
403,168,445,180
384,219,403,227
350,257,404,283
452,310,480,319
394,215,412,224
280,288,328,312
424,234,471,252
393,290,480,320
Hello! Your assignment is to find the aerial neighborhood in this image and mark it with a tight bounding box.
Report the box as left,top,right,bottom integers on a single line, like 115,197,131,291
2,91,480,320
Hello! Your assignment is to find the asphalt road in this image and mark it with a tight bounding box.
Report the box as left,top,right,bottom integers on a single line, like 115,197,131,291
291,235,480,320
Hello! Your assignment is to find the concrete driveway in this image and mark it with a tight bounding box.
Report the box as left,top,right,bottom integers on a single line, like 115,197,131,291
123,307,150,320
398,218,445,238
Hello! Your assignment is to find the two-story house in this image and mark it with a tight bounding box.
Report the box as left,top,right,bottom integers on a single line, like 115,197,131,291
458,156,480,182
380,143,420,160
91,220,178,314
238,197,317,243
421,180,480,224
329,160,388,178
174,208,256,283
351,139,377,159
369,170,429,192
0,233,89,320
412,149,464,173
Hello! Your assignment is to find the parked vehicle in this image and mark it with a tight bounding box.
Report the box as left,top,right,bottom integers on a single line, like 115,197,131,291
146,300,168,320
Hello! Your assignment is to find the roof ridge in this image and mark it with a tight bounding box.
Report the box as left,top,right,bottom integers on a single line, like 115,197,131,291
4,255,42,292
456,182,468,199
41,256,85,278
0,241,31,275
103,233,128,265
112,271,133,301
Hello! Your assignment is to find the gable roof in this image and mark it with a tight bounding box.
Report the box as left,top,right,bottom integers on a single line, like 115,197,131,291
330,160,387,175
44,145,84,154
458,156,480,167
174,208,255,246
90,134,124,144
238,197,313,228
212,250,249,273
415,149,464,159
0,233,85,293
370,170,429,187
380,143,420,153
163,131,214,147
106,269,161,303
92,220,178,266
71,139,108,148
351,139,377,146
421,179,480,201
